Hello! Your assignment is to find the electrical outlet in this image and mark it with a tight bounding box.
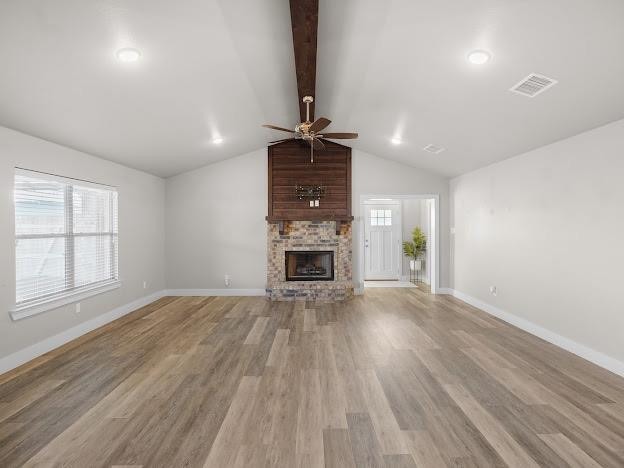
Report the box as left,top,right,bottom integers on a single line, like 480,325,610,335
489,286,497,296
224,274,231,287
75,302,81,313
143,280,147,289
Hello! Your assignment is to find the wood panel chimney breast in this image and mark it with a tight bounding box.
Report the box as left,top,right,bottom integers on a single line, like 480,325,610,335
266,140,352,234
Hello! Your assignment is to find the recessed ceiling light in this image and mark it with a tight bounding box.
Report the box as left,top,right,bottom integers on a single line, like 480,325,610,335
116,48,141,63
212,137,224,144
467,50,491,65
391,137,402,145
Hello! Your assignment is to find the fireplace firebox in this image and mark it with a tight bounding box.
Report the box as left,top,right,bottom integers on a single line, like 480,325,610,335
285,251,334,281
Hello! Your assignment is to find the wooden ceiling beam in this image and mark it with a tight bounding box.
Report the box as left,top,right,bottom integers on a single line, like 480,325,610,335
289,0,318,123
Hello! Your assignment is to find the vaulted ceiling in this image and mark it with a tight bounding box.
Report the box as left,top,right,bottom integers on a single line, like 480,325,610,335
1,0,624,178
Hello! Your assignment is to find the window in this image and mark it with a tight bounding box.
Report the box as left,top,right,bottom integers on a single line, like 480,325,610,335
13,169,119,316
370,209,392,226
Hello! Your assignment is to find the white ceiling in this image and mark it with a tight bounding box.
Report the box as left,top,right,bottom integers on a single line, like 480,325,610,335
1,0,624,178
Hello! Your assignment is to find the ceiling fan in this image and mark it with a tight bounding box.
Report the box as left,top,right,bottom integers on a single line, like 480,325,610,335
263,96,358,162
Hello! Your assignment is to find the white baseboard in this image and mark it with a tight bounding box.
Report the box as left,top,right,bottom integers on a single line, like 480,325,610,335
437,287,454,295
447,289,624,378
165,288,266,297
0,290,167,376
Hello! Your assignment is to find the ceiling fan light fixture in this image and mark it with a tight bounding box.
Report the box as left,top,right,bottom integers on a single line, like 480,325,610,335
212,137,223,144
391,137,402,145
467,49,491,65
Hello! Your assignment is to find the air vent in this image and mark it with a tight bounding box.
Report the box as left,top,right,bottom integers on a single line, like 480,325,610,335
423,144,445,154
510,73,558,97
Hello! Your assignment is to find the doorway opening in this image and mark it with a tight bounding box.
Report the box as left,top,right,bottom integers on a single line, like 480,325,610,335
360,194,438,293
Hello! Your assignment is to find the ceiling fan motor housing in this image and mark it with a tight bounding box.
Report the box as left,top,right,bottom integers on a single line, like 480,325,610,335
297,122,312,134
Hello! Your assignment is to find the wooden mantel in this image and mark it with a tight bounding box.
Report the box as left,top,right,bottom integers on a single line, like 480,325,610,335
266,216,353,235
267,139,353,234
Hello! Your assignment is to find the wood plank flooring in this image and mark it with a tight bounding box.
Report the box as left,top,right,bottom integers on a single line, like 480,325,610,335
1,288,623,467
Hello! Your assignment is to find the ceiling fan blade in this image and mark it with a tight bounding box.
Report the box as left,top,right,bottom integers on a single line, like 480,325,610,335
311,138,325,150
262,124,296,133
269,138,296,144
309,117,331,133
317,132,358,139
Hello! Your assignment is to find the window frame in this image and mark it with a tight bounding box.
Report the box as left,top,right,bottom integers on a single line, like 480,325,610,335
10,168,121,320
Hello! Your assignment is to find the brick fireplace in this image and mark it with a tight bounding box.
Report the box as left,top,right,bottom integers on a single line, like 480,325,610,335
266,221,353,301
265,140,354,301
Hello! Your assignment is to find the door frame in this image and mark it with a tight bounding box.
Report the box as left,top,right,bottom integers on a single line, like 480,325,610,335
362,200,402,281
359,194,440,294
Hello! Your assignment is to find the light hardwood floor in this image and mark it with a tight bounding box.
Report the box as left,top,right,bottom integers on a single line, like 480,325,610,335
1,289,623,467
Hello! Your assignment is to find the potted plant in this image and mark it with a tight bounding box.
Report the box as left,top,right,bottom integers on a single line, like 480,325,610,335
403,227,427,272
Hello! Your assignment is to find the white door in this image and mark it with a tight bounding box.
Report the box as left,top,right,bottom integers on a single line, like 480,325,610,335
364,204,401,280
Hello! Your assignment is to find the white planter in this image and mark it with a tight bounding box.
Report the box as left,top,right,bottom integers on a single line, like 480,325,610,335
409,260,422,271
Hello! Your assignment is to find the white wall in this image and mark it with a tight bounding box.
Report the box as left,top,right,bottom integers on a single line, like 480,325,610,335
0,127,166,360
165,149,268,290
450,118,624,366
165,147,450,291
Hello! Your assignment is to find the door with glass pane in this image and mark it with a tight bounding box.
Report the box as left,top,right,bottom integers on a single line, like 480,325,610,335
364,204,401,280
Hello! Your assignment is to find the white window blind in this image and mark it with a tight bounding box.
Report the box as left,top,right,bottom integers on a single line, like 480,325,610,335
14,169,119,310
